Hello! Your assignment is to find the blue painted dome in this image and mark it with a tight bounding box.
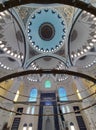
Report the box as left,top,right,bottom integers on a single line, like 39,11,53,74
26,8,67,53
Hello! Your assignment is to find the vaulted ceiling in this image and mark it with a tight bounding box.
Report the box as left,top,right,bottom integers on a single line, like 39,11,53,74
0,1,95,87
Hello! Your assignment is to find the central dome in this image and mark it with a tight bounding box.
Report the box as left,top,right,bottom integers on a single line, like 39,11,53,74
26,8,67,53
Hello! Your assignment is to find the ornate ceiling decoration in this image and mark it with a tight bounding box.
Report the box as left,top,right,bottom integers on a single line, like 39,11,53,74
69,11,96,68
26,8,67,53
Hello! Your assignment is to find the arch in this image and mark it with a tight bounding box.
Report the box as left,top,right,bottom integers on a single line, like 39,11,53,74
24,54,68,68
73,52,96,65
23,123,27,127
58,87,68,101
29,88,38,102
23,123,27,130
28,123,32,130
0,70,96,83
0,0,96,16
70,122,75,130
29,123,32,127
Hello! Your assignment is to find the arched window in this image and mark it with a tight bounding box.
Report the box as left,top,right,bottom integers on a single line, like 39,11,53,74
29,88,38,102
45,80,51,88
23,123,27,130
26,106,31,114
31,106,35,115
28,123,32,130
61,105,66,113
70,122,75,130
58,87,68,101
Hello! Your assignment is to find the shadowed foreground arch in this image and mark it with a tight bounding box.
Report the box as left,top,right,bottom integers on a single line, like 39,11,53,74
0,69,95,83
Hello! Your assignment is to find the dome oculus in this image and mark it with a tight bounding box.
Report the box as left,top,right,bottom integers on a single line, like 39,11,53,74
27,8,67,53
39,22,55,41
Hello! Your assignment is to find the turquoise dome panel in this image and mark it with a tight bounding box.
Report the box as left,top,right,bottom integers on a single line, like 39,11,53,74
27,8,67,53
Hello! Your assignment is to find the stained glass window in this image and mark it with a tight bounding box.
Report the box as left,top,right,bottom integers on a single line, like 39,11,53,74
45,80,51,88
58,87,68,101
29,88,37,102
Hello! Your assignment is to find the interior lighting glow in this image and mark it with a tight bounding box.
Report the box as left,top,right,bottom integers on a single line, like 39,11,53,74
28,29,30,33
46,49,49,52
14,90,19,102
0,16,2,19
21,55,24,59
74,54,77,57
31,63,34,66
31,106,35,114
91,62,93,65
88,64,91,67
26,106,31,114
14,53,17,57
29,39,32,42
93,35,96,38
0,44,5,48
87,46,91,50
87,12,90,15
7,50,11,54
0,12,5,16
17,54,21,59
77,52,80,56
23,127,27,130
77,89,82,99
28,127,32,130
66,106,70,112
10,52,14,56
34,66,36,70
70,125,75,130
1,64,4,67
80,51,84,54
0,41,2,44
92,39,96,42
83,49,87,52
4,10,9,15
83,11,86,14
90,14,94,17
4,66,7,69
3,47,7,51
85,65,88,68
89,43,94,46
31,42,34,45
93,17,96,21
61,106,66,113
7,67,9,70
